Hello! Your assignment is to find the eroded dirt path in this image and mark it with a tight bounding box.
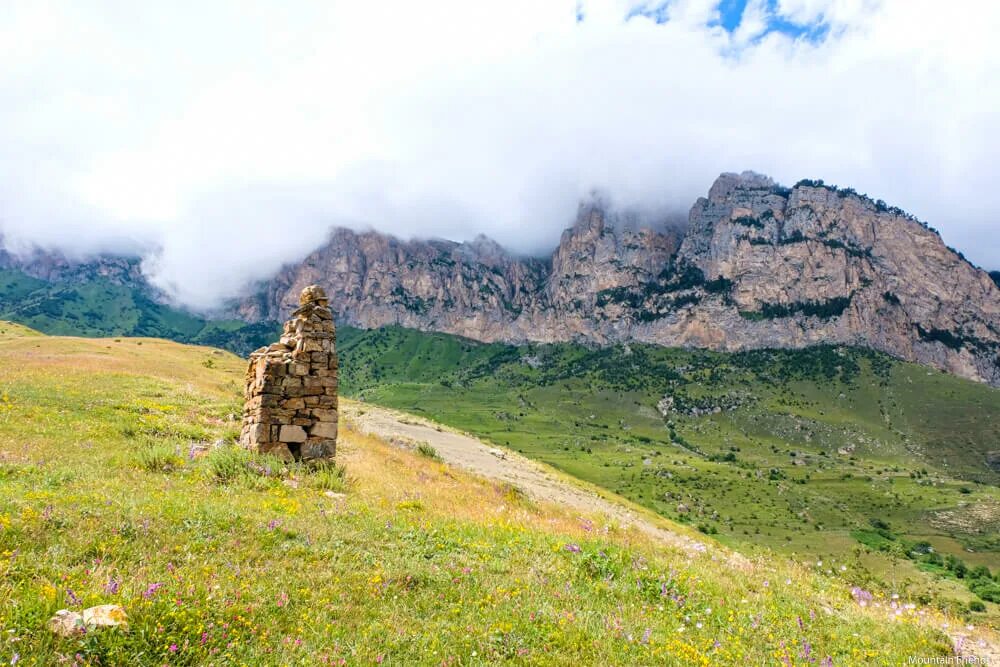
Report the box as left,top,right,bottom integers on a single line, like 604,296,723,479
344,400,718,558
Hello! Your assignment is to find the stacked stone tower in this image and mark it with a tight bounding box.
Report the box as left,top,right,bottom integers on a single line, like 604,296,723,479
240,285,338,461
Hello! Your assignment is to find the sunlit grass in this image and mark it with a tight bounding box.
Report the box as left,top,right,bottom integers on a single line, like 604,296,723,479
0,324,988,664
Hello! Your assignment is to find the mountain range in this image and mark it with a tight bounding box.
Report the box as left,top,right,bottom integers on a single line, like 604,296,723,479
3,171,999,386
236,172,1000,386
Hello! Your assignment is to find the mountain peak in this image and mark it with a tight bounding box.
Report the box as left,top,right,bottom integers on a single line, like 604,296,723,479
233,172,1000,388
707,170,776,202
6,172,996,388
457,234,512,266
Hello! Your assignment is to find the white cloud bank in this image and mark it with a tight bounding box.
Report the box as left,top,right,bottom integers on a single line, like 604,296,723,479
1,0,998,309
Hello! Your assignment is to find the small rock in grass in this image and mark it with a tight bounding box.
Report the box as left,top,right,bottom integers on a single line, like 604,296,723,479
48,610,85,637
83,604,129,629
48,605,128,637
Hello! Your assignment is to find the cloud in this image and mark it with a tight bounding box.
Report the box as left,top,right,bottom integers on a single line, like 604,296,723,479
1,0,998,309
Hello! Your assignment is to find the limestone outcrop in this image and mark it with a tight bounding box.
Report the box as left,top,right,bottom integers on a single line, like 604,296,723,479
8,172,994,388
240,285,338,461
235,173,1000,387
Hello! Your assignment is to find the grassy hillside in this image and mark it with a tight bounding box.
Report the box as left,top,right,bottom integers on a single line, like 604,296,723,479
337,326,1000,614
0,268,280,355
0,324,990,663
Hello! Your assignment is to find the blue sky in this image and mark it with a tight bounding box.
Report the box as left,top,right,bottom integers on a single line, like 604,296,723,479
715,0,830,40
625,0,831,41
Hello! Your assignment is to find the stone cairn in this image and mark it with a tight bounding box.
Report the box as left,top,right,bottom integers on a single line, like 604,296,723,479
240,285,338,462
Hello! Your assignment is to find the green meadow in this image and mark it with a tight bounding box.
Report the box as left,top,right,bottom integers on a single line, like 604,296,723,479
337,326,1000,618
0,323,987,663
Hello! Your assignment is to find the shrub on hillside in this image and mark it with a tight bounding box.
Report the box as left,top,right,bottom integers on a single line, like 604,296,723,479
971,579,1000,603
134,444,184,473
306,462,349,492
416,442,442,461
205,446,288,486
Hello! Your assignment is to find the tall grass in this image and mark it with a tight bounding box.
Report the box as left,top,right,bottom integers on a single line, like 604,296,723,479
133,443,184,472
415,441,441,461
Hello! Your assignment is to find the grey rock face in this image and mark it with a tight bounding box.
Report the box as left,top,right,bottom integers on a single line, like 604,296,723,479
237,172,1000,387
4,173,996,387
0,237,148,287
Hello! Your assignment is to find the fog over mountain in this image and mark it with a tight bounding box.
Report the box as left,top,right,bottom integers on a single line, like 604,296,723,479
2,1,999,309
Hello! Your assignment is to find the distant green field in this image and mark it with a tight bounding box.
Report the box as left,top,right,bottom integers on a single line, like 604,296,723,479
0,268,279,354
337,325,1000,613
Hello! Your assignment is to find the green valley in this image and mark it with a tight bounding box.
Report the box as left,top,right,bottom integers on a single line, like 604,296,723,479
337,326,1000,615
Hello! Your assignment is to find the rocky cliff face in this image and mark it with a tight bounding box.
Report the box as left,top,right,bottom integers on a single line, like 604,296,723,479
0,239,148,288
668,173,1000,385
236,173,1000,386
4,174,997,386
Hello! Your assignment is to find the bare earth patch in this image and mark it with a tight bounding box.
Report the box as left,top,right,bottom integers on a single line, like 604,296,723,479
930,499,1000,534
342,399,717,559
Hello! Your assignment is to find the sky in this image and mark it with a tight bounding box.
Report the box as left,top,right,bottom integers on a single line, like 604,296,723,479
1,0,999,309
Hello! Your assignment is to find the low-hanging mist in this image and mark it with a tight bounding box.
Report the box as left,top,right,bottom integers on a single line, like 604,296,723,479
1,0,999,309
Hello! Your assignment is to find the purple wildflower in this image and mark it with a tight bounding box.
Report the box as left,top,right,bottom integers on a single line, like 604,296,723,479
780,641,792,666
142,582,164,599
104,577,120,595
564,543,581,553
850,586,873,606
66,589,81,605
267,519,281,531
641,628,651,644
821,657,833,667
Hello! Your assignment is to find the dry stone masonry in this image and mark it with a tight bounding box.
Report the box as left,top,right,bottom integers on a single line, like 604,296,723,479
240,285,338,461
